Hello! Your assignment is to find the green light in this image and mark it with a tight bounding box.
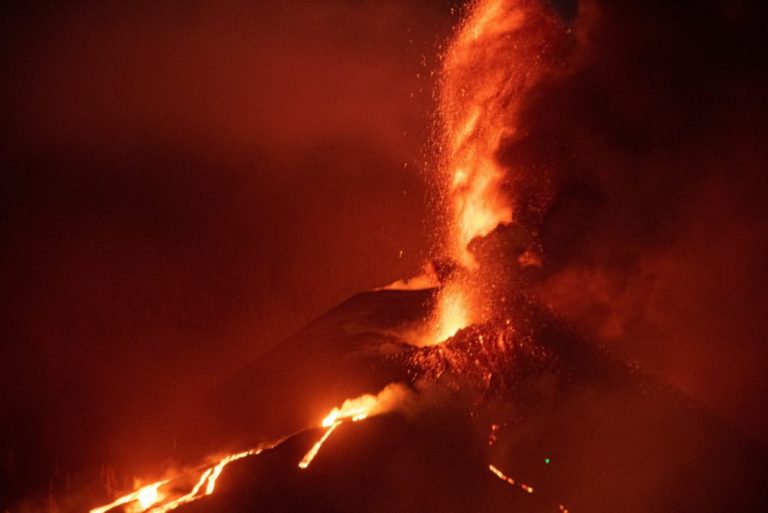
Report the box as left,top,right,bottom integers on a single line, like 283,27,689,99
544,457,551,464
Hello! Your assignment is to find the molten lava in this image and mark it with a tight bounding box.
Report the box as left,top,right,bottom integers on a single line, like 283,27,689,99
89,482,167,513
418,0,563,344
89,385,411,513
432,284,471,343
299,383,412,469
297,423,339,470
439,0,550,269
88,448,267,513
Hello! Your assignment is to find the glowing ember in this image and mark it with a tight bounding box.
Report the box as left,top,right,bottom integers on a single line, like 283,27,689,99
489,463,570,511
488,464,535,494
488,463,517,486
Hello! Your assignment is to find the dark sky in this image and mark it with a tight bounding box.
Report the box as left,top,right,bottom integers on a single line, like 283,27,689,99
0,0,456,506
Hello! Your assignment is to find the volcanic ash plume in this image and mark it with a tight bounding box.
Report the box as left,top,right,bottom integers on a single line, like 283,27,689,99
424,0,768,445
438,0,566,268
421,0,571,344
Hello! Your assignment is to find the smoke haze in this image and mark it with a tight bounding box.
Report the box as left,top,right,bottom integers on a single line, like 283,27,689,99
0,0,453,506
467,0,768,442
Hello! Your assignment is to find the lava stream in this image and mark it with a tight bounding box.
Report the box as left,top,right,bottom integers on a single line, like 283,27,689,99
489,463,571,512
89,481,169,513
298,423,340,469
88,447,267,513
89,384,410,513
298,383,411,469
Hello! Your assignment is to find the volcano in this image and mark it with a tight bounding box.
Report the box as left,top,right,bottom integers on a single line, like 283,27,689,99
85,287,765,513
6,0,768,512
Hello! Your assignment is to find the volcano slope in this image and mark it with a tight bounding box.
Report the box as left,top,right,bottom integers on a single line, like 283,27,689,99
180,288,766,513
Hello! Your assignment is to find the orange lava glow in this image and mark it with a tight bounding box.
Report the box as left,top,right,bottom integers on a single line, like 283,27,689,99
298,423,340,469
298,383,411,469
431,284,471,344
90,481,169,513
89,448,266,513
425,0,557,341
91,385,412,512
438,0,531,268
488,464,535,494
488,463,517,486
489,463,569,511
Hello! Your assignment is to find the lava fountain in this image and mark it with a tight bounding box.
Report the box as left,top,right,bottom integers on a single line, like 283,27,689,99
426,0,565,344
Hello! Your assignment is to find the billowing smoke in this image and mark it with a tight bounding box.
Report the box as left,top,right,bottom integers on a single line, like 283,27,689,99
455,0,768,442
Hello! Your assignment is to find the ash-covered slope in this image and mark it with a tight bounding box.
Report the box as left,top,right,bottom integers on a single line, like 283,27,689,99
179,288,766,513
194,289,434,450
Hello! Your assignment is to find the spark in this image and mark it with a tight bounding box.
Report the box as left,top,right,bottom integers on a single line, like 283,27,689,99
488,464,534,493
488,464,516,486
489,463,570,511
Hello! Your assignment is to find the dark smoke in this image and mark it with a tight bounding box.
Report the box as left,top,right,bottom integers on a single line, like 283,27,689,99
485,0,768,443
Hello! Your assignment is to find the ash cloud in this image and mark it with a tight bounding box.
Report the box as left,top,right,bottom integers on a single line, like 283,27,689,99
484,0,768,442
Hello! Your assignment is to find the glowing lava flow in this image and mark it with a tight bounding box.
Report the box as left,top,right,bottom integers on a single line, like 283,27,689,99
89,385,411,513
298,383,410,469
489,464,571,512
89,481,169,513
298,423,340,469
88,447,267,513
